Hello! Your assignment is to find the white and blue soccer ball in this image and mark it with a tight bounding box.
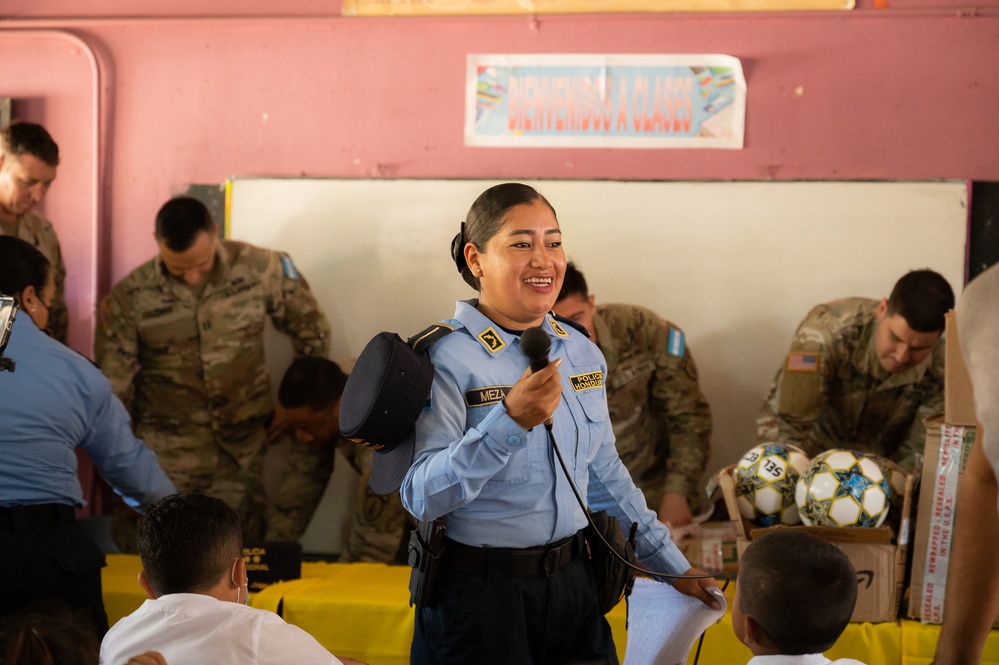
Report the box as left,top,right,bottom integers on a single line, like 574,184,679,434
734,443,811,527
795,450,892,528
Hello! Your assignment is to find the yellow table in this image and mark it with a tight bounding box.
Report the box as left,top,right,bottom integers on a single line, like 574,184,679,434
102,555,999,665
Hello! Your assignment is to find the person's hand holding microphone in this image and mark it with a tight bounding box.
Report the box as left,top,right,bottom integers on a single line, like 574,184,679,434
503,327,561,430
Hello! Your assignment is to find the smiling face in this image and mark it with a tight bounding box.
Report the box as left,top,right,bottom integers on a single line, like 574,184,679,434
465,200,566,331
874,298,941,373
0,153,57,222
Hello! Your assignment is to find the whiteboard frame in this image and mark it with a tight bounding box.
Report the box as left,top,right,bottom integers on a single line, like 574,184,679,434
229,178,967,551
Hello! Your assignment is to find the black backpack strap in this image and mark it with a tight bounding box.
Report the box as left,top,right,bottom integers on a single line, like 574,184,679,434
551,313,590,339
407,322,455,354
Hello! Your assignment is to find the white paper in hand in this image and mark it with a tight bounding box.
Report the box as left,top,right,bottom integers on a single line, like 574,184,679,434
623,578,726,665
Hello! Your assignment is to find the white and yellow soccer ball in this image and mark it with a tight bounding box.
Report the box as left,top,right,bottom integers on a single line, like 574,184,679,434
733,443,811,527
795,449,892,528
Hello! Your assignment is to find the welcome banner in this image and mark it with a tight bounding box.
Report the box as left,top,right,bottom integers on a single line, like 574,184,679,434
465,54,746,149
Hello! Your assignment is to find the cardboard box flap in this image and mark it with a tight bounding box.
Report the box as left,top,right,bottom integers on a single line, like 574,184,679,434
907,419,990,625
716,466,753,540
749,524,893,545
897,472,916,547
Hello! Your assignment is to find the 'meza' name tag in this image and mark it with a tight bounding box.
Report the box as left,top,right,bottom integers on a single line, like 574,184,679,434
570,371,604,392
464,385,511,407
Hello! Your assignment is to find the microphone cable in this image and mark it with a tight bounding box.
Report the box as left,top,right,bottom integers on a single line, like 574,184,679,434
520,325,729,664
546,424,730,664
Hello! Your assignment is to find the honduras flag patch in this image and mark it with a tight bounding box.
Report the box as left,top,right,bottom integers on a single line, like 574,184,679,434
280,255,299,280
667,327,685,358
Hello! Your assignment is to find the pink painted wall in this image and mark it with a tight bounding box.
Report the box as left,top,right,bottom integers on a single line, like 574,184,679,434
0,30,99,354
2,3,997,355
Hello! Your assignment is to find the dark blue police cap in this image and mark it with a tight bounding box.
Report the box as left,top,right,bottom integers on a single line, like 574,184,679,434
339,331,436,495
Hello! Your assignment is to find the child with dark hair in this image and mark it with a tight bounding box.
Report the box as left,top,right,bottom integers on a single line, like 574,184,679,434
100,492,365,665
0,599,100,665
732,529,867,665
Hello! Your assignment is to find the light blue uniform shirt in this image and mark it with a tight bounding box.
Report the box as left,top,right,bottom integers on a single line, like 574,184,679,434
400,300,690,577
0,315,175,509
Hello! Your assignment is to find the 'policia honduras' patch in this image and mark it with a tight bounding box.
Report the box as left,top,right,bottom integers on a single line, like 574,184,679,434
464,385,511,408
570,371,604,392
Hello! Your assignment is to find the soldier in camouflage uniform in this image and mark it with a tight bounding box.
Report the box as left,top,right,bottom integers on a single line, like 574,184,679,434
553,263,712,527
95,197,329,548
755,269,954,472
276,356,410,562
0,122,68,343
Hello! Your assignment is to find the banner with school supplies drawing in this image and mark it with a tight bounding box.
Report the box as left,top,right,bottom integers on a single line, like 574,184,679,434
465,54,746,149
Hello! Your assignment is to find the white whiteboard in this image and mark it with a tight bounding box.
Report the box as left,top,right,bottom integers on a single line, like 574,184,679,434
230,179,967,552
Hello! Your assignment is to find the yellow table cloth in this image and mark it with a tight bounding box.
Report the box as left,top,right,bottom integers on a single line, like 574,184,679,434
102,555,999,665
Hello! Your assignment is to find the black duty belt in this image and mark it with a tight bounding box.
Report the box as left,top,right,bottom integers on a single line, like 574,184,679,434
444,530,584,577
0,503,76,533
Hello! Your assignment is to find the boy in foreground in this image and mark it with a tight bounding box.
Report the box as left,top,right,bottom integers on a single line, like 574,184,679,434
732,529,867,665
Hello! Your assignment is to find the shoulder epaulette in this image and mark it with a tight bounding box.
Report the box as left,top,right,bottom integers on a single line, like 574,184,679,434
552,313,590,339
407,322,455,354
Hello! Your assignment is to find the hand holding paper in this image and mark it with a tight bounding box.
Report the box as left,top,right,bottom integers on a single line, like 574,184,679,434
623,578,726,665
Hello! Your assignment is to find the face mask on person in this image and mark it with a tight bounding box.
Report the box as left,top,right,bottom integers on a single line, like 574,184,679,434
232,559,248,605
35,298,51,337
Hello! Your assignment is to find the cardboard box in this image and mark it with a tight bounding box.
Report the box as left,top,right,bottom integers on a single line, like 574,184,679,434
944,310,979,427
907,416,986,625
717,466,913,624
677,521,740,575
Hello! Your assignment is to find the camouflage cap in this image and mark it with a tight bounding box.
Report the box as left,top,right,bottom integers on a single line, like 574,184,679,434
339,331,434,495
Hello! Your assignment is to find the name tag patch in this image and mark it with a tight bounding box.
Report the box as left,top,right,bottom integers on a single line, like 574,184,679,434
464,385,511,407
608,360,655,390
570,371,605,392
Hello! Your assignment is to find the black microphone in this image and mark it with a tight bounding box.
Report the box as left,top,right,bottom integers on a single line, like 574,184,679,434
520,327,554,427
520,326,551,372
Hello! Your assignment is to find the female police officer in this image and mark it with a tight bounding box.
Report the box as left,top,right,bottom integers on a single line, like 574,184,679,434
395,183,720,663
0,236,175,632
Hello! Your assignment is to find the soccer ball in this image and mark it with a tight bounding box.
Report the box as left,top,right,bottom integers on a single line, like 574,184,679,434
734,443,811,526
795,450,892,528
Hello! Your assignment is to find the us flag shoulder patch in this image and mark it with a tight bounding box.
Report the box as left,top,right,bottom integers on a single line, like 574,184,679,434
786,352,819,373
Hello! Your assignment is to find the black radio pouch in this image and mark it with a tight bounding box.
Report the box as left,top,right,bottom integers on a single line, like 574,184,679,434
407,515,448,608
